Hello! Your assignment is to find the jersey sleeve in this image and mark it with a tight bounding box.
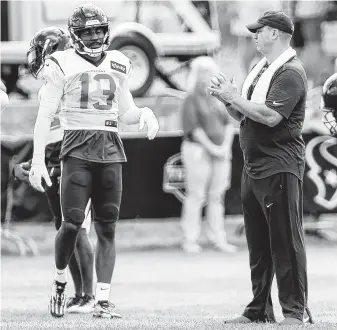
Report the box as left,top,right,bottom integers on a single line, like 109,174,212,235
32,57,65,163
43,55,66,89
265,69,305,119
118,77,137,115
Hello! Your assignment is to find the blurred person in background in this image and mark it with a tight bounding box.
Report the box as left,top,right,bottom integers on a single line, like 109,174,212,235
0,80,9,112
13,26,95,314
180,56,238,254
28,3,159,318
209,11,313,325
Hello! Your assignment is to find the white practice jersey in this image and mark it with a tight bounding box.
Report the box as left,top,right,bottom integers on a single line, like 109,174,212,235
43,48,132,132
38,83,64,145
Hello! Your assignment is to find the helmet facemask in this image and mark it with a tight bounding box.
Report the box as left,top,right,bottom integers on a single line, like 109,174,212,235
323,107,337,135
69,24,110,58
27,39,57,79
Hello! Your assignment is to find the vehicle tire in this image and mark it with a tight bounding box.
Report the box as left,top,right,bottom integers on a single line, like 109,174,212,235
109,34,157,97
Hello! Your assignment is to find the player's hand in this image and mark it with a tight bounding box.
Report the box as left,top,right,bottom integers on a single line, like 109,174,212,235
13,162,31,183
139,107,159,140
29,162,52,193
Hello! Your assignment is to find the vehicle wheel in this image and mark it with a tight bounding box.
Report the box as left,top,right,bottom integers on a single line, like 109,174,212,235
110,34,157,97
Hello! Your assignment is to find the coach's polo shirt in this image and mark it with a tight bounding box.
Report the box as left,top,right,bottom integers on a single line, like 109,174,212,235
239,58,308,180
181,94,228,146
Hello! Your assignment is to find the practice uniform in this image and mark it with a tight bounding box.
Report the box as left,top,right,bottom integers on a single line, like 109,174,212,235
39,84,92,232
42,48,131,227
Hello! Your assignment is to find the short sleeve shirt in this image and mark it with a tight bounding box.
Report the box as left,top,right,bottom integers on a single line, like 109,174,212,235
239,58,308,180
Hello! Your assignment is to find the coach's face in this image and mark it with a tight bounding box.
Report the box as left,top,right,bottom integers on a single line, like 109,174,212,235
254,26,275,55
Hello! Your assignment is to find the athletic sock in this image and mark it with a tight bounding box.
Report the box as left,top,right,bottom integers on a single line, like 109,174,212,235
95,282,111,303
54,266,68,284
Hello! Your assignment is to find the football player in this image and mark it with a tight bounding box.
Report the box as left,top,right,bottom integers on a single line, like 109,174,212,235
322,73,337,136
28,3,159,318
15,26,95,313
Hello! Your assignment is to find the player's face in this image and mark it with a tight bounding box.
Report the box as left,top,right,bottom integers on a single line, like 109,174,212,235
79,27,105,49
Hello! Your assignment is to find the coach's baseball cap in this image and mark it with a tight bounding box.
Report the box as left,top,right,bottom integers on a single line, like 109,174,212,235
246,11,294,35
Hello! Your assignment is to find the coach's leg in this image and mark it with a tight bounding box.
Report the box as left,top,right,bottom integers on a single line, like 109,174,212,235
91,162,122,318
240,171,276,323
268,173,307,322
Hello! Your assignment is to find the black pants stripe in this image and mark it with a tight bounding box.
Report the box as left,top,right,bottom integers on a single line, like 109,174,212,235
241,170,307,322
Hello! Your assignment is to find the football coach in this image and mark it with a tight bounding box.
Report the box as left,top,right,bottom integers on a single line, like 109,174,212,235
209,11,314,325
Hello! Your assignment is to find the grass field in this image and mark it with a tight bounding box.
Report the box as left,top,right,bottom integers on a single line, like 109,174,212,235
1,244,337,330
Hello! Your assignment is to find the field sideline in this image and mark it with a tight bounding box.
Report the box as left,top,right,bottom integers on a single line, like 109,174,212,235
1,245,337,330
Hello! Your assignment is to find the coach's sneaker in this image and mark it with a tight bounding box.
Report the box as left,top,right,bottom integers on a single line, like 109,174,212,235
77,294,95,314
93,300,122,319
66,294,83,313
304,307,315,324
49,280,66,318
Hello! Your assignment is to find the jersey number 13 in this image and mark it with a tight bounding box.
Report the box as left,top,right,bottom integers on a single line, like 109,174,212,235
79,72,116,110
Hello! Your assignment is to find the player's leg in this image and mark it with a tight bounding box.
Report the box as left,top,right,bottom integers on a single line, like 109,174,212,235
74,201,95,313
267,173,308,324
45,167,85,312
233,171,276,324
91,162,122,318
180,141,210,252
205,155,238,252
50,156,92,318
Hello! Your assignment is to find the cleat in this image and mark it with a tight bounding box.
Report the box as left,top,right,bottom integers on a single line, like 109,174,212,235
66,294,83,313
76,294,95,314
49,280,66,318
93,300,122,319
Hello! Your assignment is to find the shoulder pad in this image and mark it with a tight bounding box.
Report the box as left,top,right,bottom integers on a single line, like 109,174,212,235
43,55,65,88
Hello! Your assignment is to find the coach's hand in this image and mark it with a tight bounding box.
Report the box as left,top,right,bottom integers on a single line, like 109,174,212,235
139,107,160,140
29,162,52,193
209,73,238,104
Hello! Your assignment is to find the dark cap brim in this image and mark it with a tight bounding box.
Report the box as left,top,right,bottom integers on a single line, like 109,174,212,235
246,22,265,33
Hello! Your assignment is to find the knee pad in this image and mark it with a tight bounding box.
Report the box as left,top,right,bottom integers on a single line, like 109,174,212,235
60,220,82,239
63,207,86,227
95,203,119,223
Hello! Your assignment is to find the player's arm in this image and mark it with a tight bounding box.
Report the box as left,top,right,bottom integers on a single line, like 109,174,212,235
0,80,7,93
29,59,65,192
13,160,32,183
118,76,159,140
